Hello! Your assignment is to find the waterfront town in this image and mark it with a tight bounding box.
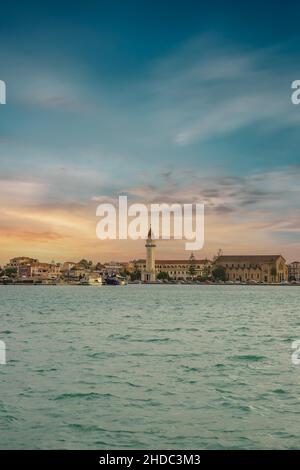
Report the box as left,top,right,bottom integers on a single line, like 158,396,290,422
0,230,299,286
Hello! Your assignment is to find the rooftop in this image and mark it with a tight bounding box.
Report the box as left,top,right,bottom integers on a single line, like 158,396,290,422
135,259,211,264
216,255,284,264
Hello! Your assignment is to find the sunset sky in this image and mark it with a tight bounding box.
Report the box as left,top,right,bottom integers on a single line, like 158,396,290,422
1,0,300,264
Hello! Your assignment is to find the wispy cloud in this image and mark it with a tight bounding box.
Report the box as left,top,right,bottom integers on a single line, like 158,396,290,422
143,36,299,145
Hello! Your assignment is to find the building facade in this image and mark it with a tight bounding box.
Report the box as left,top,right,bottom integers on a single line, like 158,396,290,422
288,261,300,282
104,262,128,275
137,255,212,281
215,255,288,283
18,261,61,281
7,257,38,269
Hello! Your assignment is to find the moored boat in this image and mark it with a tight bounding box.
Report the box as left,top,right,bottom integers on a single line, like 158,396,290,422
105,275,126,285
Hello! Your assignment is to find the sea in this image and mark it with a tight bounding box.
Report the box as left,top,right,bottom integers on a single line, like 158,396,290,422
0,285,300,449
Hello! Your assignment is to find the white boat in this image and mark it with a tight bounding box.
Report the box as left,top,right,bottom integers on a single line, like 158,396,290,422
87,274,103,286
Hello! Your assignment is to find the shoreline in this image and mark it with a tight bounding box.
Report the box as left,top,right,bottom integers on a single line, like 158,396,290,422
0,282,299,287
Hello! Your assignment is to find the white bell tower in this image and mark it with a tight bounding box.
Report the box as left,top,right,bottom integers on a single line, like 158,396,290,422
142,227,156,282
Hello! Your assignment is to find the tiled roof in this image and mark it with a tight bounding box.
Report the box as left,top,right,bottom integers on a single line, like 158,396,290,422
216,255,283,264
136,259,210,264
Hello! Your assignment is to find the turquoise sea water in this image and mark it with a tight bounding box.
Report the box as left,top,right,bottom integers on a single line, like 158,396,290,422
0,285,300,449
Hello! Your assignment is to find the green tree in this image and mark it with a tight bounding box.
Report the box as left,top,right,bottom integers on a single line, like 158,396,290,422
200,259,211,281
212,265,226,282
157,271,170,280
213,248,223,263
4,267,17,278
129,260,141,281
78,259,92,269
188,253,196,278
130,269,141,281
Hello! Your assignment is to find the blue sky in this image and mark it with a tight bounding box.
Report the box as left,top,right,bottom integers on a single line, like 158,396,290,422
0,0,300,262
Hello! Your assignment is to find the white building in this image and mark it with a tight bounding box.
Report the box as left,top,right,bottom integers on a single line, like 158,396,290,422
288,261,300,282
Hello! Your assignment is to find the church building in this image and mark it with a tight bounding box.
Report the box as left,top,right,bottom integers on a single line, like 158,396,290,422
215,255,288,283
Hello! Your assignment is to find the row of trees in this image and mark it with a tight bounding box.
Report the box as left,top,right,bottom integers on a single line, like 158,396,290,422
155,265,226,282
76,259,102,270
0,267,17,278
